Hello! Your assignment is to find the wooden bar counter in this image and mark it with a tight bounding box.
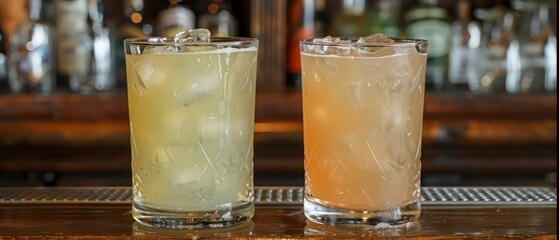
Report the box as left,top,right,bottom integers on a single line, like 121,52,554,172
0,187,556,239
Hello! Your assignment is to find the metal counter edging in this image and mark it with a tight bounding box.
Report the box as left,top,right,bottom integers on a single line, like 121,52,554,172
0,186,555,206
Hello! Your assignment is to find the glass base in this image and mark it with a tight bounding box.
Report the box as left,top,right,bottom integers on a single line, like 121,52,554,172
133,201,254,229
304,196,420,227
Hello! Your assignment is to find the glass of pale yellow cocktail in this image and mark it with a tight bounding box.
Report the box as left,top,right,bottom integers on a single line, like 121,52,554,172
124,29,258,229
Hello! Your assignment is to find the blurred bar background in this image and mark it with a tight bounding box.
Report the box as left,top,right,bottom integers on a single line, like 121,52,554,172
0,0,556,187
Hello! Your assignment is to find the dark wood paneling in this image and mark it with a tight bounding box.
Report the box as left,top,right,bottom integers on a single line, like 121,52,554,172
0,92,556,186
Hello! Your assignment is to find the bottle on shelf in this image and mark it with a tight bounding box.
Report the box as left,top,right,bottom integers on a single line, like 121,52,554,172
285,0,315,91
510,0,556,93
0,0,28,93
41,0,56,25
327,0,367,37
54,0,89,91
69,0,113,93
364,0,400,37
7,0,56,94
470,4,521,93
448,0,481,91
157,0,195,38
0,0,28,41
0,29,7,93
109,0,153,90
197,0,238,37
404,0,451,92
314,0,328,37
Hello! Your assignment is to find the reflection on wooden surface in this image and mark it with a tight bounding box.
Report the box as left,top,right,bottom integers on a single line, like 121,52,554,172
0,200,556,238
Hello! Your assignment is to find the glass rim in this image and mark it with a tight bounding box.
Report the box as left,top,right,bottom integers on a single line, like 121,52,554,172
124,37,258,46
300,37,428,48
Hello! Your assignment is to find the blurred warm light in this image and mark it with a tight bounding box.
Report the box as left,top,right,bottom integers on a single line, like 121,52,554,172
481,74,492,87
208,3,219,14
131,12,142,24
255,122,302,133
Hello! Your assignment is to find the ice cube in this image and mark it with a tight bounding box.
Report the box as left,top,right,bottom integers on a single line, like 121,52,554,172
152,145,197,174
324,46,354,56
312,36,343,44
143,46,179,54
357,33,396,57
174,87,195,106
174,29,211,43
199,116,225,142
175,74,221,106
357,33,394,44
373,47,396,57
309,36,353,55
170,156,217,204
161,111,197,145
134,60,165,90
